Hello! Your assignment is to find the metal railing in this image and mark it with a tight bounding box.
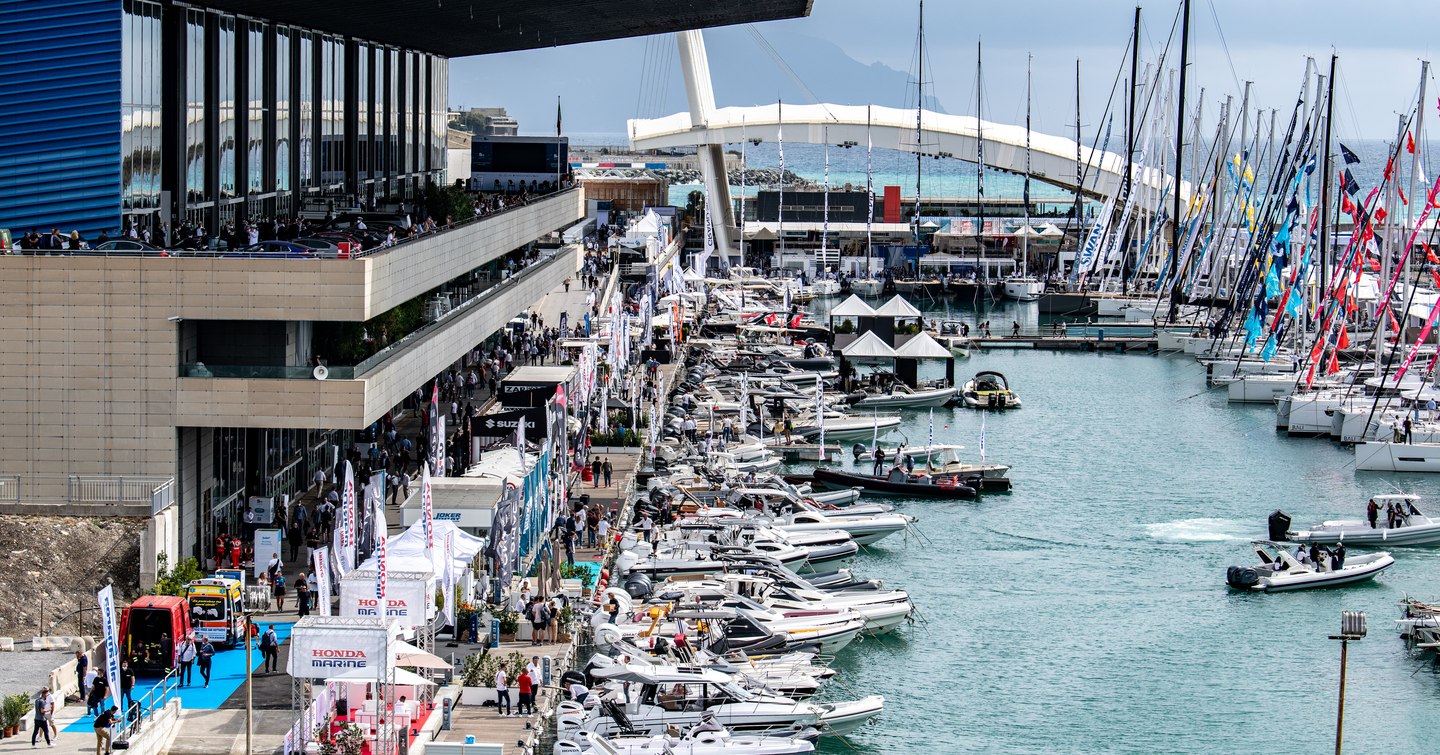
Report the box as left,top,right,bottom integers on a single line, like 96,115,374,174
116,665,182,742
178,246,574,381
0,473,175,512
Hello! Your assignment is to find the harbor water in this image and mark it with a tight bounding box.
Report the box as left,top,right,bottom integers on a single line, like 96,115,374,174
801,299,1440,753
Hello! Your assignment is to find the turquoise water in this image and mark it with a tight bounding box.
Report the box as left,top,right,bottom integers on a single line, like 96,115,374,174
798,298,1440,753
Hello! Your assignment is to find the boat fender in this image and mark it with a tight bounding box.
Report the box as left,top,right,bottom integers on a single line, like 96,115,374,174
1226,566,1261,589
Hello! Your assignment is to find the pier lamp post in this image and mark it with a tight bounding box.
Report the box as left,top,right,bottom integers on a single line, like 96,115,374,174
244,610,255,755
1329,610,1367,755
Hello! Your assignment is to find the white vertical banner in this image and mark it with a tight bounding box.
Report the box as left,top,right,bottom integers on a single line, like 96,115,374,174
815,380,825,450
312,546,333,616
339,461,357,573
421,462,434,551
374,498,388,600
97,585,122,715
442,530,456,629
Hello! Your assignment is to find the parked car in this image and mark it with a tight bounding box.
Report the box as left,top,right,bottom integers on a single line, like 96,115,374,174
91,239,165,254
223,241,316,258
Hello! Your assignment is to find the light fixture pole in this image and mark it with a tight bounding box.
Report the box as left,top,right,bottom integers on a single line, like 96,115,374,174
244,611,255,755
1330,610,1367,755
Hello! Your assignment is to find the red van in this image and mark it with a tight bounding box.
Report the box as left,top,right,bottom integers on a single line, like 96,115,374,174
119,596,193,676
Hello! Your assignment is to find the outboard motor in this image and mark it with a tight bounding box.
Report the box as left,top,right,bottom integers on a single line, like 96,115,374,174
852,443,866,461
623,572,653,599
1226,566,1261,589
1268,510,1292,542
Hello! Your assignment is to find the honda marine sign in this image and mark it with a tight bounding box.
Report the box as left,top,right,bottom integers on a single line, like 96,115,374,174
285,618,393,679
338,570,432,630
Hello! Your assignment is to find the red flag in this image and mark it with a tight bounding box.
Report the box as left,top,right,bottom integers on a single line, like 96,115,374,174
1338,327,1350,349
1387,307,1400,333
1385,156,1395,180
1399,187,1409,206
1326,352,1340,375
1375,206,1388,224
1342,194,1356,215
1305,363,1317,388
1408,131,1416,154
1426,246,1439,266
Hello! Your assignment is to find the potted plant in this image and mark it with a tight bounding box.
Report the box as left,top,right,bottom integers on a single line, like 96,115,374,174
555,604,577,643
316,722,365,755
1,694,29,738
459,653,499,706
498,609,520,643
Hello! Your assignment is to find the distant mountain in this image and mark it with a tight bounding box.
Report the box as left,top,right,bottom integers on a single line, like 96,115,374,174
448,26,944,140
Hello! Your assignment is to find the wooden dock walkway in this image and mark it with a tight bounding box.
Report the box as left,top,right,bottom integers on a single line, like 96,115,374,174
972,335,1158,352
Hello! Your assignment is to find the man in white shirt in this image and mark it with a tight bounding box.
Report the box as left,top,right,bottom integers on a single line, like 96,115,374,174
637,514,654,543
526,655,544,690
596,516,610,545
494,668,511,716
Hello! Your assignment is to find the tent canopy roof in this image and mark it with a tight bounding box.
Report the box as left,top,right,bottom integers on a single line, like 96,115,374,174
829,294,876,317
894,332,954,359
840,331,897,358
874,295,924,318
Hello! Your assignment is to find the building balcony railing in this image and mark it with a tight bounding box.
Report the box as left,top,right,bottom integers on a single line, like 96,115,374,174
178,245,573,381
0,473,175,515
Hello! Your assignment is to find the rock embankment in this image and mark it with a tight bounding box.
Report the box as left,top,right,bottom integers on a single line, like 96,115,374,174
0,515,146,638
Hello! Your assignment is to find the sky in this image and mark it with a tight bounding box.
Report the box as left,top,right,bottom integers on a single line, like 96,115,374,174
450,0,1440,142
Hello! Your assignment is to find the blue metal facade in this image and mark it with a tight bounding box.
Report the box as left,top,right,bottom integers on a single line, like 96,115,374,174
0,0,122,237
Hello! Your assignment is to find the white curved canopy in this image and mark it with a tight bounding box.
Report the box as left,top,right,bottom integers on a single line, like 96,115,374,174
894,332,953,359
841,331,897,359
829,294,876,318
629,103,1189,206
874,295,924,318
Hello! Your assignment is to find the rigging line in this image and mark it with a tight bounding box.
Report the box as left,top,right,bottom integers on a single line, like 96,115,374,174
632,35,650,120
659,34,677,118
1205,0,1245,98
744,25,837,121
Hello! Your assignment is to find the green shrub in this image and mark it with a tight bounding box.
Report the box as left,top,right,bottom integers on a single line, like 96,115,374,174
153,553,205,596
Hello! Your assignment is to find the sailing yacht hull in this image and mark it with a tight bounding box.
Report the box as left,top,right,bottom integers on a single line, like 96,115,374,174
1002,278,1043,302
1355,441,1440,472
1037,292,1096,316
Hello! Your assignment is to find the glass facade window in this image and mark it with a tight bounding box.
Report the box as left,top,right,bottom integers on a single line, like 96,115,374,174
246,22,267,194
274,27,291,192
356,42,370,180
121,1,162,214
217,15,236,199
387,48,398,177
320,36,345,187
184,9,206,202
297,31,315,189
375,47,388,180
430,55,447,177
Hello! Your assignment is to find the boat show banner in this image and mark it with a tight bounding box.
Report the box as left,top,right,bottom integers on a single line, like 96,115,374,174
338,570,431,630
470,407,547,444
96,585,122,714
312,546,333,617
286,622,390,679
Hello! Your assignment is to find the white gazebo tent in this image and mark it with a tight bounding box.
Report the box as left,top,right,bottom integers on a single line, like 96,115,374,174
873,295,924,319
830,294,876,317
839,330,898,360
894,332,954,359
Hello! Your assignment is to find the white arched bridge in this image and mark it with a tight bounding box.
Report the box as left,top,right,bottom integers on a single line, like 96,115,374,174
627,102,1190,205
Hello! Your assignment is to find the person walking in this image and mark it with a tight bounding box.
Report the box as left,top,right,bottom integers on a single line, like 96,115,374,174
174,633,197,687
272,572,286,611
494,666,511,717
296,572,311,617
196,637,215,688
94,705,119,755
591,457,602,488
602,458,613,487
260,625,280,673
31,686,53,746
86,675,108,717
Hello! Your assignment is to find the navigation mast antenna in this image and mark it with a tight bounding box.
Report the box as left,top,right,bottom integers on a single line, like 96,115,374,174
1072,59,1082,279
1319,55,1336,296
976,39,986,283
1023,53,1032,278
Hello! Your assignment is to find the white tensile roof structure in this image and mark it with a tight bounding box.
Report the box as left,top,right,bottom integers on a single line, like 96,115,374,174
840,331,897,359
829,295,876,318
874,295,923,319
894,332,954,359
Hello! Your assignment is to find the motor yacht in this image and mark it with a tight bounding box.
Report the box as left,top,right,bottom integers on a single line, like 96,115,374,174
1225,542,1393,592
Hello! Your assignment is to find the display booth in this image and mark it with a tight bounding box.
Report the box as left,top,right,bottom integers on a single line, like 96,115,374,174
284,617,444,755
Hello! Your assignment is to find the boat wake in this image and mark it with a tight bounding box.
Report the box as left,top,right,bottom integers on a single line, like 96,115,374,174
1144,518,1253,543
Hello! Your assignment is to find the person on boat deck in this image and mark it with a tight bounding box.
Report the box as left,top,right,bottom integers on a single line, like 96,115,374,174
904,454,916,473
1367,499,1380,529
1333,544,1347,570
872,448,886,476
1294,543,1309,565
1309,544,1327,571
1408,500,1423,517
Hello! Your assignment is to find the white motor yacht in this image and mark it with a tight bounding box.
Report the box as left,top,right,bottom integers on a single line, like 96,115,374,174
1225,542,1394,592
556,666,882,741
1283,495,1440,546
848,278,883,297
852,384,958,410
556,728,816,755
1002,275,1044,302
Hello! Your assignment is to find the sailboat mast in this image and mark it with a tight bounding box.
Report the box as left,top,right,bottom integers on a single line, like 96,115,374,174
914,0,924,245
1319,55,1335,296
1124,5,1139,294
1023,53,1032,278
1073,59,1082,279
823,128,830,275
976,39,985,280
740,118,747,270
1169,0,1191,302
867,105,874,271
